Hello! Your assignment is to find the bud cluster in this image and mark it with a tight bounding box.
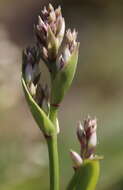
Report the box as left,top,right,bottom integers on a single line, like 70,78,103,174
58,29,79,70
70,116,98,169
35,4,65,62
22,46,49,112
22,3,79,110
77,116,97,159
34,4,79,74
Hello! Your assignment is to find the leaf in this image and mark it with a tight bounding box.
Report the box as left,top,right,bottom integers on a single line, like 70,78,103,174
21,78,55,136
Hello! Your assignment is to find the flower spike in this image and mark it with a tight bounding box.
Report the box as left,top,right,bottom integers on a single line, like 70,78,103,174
35,4,65,62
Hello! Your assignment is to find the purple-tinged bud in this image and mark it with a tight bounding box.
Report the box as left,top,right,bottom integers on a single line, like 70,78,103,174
70,150,83,169
51,28,79,105
58,29,79,70
77,121,86,147
66,29,78,53
76,116,98,160
22,46,40,85
35,4,65,62
25,63,33,83
22,45,51,112
84,117,97,139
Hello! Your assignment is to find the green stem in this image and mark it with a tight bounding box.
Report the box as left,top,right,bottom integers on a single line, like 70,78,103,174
49,106,58,126
47,105,59,190
66,160,100,190
66,171,78,190
47,134,59,190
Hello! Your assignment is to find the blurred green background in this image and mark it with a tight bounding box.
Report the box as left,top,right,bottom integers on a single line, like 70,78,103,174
0,0,123,189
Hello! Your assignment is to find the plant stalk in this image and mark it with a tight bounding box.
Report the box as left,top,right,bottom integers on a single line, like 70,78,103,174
66,173,78,190
47,134,59,190
47,106,59,190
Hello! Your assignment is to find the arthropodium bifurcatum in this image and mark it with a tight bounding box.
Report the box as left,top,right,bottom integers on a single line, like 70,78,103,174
21,3,101,190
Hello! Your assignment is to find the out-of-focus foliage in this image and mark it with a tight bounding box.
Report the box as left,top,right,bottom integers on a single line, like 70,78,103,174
0,0,123,190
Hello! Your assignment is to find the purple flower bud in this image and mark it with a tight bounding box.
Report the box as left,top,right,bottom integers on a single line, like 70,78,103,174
35,4,65,61
76,116,98,160
58,29,79,70
22,46,40,85
25,63,33,83
77,121,86,147
84,116,97,139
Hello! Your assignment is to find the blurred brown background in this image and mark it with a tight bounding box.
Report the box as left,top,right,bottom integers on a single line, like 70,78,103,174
0,0,123,189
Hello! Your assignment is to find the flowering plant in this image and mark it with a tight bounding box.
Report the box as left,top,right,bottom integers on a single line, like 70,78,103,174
21,4,101,190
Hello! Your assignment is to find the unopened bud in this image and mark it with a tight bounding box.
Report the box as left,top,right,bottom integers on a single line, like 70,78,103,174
77,121,86,146
84,117,97,140
51,29,79,105
58,29,79,70
70,150,83,169
35,4,65,62
25,63,33,83
62,46,71,63
30,82,37,96
56,17,65,45
88,131,97,148
76,116,98,159
48,3,54,12
22,46,40,84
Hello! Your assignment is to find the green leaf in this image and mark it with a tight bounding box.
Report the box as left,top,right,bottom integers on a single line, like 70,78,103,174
21,78,55,136
51,47,79,105
67,160,100,190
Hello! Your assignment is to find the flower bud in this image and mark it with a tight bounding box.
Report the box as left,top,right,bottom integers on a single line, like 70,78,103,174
24,63,33,83
76,117,98,160
84,117,97,139
77,121,84,142
88,131,97,148
22,46,40,85
50,29,79,105
77,122,87,152
35,4,65,62
58,29,79,70
70,150,83,169
30,82,37,97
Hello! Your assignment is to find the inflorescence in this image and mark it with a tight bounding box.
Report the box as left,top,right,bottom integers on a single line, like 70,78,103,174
70,116,99,169
22,3,79,112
